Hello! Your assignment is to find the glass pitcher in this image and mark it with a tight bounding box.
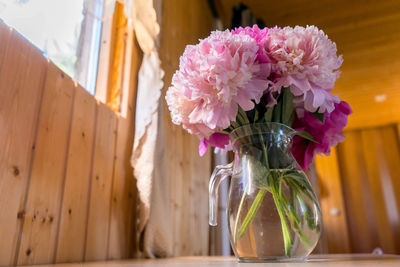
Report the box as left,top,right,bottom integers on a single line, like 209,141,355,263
209,123,321,262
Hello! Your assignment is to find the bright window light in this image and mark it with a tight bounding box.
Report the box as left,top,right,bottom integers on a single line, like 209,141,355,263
0,0,104,94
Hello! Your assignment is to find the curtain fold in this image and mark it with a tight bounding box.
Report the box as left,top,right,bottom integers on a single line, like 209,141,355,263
127,0,170,258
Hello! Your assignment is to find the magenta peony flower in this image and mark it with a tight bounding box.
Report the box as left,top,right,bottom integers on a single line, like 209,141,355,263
291,101,352,169
199,133,230,156
166,30,270,139
264,26,343,113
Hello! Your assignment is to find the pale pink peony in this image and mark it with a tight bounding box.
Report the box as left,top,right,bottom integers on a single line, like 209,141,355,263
166,30,270,139
264,26,343,113
232,25,270,64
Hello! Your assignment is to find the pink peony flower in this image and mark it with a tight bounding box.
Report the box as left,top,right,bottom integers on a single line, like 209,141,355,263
291,101,352,170
264,26,343,113
232,25,270,64
166,30,270,140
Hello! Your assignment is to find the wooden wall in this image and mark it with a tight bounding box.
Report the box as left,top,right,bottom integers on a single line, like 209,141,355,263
316,124,400,254
0,22,139,265
338,125,400,253
0,0,216,263
160,0,214,256
218,0,400,254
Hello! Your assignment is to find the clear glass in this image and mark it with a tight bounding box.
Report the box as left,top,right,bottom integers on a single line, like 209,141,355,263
209,123,322,262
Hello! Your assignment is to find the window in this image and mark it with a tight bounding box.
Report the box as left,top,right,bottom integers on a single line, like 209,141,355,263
0,0,104,94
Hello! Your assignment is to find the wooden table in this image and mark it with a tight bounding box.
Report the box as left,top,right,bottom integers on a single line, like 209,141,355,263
29,255,400,267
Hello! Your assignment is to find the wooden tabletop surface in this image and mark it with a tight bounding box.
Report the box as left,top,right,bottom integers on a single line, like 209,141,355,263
28,254,400,267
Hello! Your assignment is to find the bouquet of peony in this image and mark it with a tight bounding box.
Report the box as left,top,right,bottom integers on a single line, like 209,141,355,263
166,25,351,256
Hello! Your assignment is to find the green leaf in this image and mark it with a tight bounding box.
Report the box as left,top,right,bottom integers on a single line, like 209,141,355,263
231,120,240,128
237,188,267,238
281,87,294,125
264,107,274,122
284,173,321,213
285,172,313,194
295,130,318,143
238,106,250,124
272,95,283,123
254,109,259,123
312,111,324,123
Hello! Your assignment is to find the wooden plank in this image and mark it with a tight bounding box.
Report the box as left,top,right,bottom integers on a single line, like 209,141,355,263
180,133,191,255
397,124,400,141
337,131,377,252
107,113,136,259
187,134,210,255
159,0,213,256
315,148,350,253
0,30,47,266
106,1,127,111
162,91,183,257
85,103,118,261
380,125,400,252
17,63,75,265
360,128,397,253
0,21,11,73
55,87,97,262
169,126,184,256
107,25,141,259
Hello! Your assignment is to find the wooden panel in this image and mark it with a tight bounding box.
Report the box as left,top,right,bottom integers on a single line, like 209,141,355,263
55,87,97,262
187,135,210,255
107,22,141,259
315,149,350,253
0,30,47,266
360,129,397,253
0,18,139,264
160,0,213,256
330,125,400,253
337,131,377,252
107,115,135,259
106,1,127,111
180,133,191,255
0,21,11,73
168,126,184,256
379,126,400,251
17,63,75,265
85,103,118,261
0,0,214,262
316,124,400,254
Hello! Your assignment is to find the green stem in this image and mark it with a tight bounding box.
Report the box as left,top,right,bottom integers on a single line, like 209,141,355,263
238,107,250,124
233,183,248,244
279,175,314,249
237,188,267,238
236,127,270,239
272,191,293,256
270,173,293,256
257,127,269,169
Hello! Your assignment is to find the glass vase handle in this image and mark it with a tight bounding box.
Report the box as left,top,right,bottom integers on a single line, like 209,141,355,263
209,162,233,226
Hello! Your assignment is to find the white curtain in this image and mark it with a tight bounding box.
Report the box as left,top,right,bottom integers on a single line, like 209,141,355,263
125,0,171,258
